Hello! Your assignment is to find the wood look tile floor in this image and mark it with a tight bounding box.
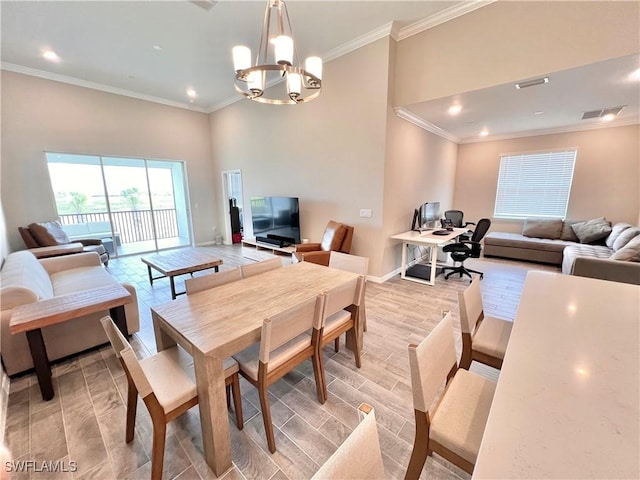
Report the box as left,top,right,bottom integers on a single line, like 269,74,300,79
4,245,559,479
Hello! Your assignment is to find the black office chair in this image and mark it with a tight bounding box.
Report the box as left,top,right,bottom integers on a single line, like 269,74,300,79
443,210,475,241
440,218,492,280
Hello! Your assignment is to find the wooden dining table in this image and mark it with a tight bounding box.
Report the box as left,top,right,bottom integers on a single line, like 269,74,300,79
150,261,362,476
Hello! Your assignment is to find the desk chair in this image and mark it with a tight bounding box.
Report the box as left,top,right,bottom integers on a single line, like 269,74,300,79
441,218,491,280
458,277,512,370
406,313,496,479
443,210,475,241
233,295,326,453
100,316,243,480
311,404,385,479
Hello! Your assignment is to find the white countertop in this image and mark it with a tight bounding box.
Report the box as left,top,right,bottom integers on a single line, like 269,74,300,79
474,271,640,479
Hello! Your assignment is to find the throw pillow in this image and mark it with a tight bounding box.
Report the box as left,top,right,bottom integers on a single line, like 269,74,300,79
522,218,563,239
28,221,71,246
612,227,640,251
605,223,632,248
570,217,612,244
560,220,582,242
321,222,347,251
610,236,640,262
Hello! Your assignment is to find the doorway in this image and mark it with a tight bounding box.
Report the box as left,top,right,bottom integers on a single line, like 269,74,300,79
221,170,244,245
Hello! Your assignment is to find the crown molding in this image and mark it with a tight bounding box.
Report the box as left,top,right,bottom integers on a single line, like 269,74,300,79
322,22,394,64
458,118,640,144
1,62,209,114
396,0,497,41
394,107,460,143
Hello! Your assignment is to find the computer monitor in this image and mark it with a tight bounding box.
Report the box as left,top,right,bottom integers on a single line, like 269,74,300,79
420,202,440,229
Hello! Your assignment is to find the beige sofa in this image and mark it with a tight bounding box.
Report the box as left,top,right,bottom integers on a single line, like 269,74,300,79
1,251,139,376
484,218,640,285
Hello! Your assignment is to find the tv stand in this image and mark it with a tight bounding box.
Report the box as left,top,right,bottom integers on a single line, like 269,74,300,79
241,237,295,263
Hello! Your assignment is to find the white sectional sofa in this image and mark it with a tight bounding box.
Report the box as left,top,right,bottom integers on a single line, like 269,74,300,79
484,218,640,285
0,251,139,375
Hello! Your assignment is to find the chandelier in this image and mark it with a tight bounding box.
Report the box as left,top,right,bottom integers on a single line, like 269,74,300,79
232,0,322,104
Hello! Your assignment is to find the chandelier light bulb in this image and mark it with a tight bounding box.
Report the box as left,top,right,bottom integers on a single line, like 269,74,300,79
287,72,302,99
232,46,252,72
231,0,321,104
248,71,264,96
305,56,323,81
273,35,293,65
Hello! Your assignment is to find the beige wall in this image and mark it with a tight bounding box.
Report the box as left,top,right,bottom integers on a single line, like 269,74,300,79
381,39,458,276
395,1,640,106
454,125,640,233
209,38,392,277
1,71,215,252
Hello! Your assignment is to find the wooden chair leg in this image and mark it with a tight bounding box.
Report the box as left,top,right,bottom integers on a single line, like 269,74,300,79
352,327,362,369
334,337,340,352
226,384,231,409
150,418,167,480
460,333,473,370
258,384,276,453
231,373,244,430
125,376,138,443
405,410,430,480
311,353,327,404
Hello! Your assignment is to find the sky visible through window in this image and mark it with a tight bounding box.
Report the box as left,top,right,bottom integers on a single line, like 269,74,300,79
48,162,176,215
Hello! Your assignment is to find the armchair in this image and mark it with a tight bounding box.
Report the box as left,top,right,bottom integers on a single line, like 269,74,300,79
293,221,354,266
19,221,109,266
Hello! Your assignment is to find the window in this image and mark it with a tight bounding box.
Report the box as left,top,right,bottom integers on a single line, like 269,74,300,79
493,149,577,219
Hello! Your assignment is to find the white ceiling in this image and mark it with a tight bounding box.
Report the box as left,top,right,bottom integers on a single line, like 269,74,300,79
0,0,462,111
1,1,638,142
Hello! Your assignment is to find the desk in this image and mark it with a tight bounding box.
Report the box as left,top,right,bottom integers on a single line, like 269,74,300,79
391,229,467,285
150,261,360,476
10,284,131,400
474,272,640,479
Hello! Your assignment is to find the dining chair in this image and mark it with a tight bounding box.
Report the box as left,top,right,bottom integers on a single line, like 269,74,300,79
457,276,513,370
319,276,364,390
311,403,385,479
328,251,369,336
233,294,326,453
240,257,283,278
100,316,243,480
405,313,496,479
185,267,242,294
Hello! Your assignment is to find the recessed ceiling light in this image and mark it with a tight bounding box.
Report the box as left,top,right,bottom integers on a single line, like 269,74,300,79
515,76,549,89
153,45,163,51
534,111,545,115
187,88,198,99
480,129,489,137
448,104,462,115
630,68,640,81
42,49,61,62
602,113,615,122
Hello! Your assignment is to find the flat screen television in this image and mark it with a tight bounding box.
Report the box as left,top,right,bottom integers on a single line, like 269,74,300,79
250,196,301,246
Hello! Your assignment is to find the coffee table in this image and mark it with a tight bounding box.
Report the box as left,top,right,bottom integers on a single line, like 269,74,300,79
10,284,132,400
141,248,223,299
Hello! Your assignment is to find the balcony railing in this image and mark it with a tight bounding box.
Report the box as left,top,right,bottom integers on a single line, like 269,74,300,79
59,209,178,244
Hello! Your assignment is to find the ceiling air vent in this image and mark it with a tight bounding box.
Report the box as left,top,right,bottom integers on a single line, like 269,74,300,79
515,77,549,89
581,106,625,120
190,0,217,11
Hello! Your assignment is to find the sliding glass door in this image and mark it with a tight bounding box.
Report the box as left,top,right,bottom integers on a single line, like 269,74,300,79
46,153,191,256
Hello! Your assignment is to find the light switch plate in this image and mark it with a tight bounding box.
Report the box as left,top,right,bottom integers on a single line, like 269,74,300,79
359,209,372,218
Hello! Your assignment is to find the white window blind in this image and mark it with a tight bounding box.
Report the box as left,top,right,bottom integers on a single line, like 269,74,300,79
494,149,577,219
